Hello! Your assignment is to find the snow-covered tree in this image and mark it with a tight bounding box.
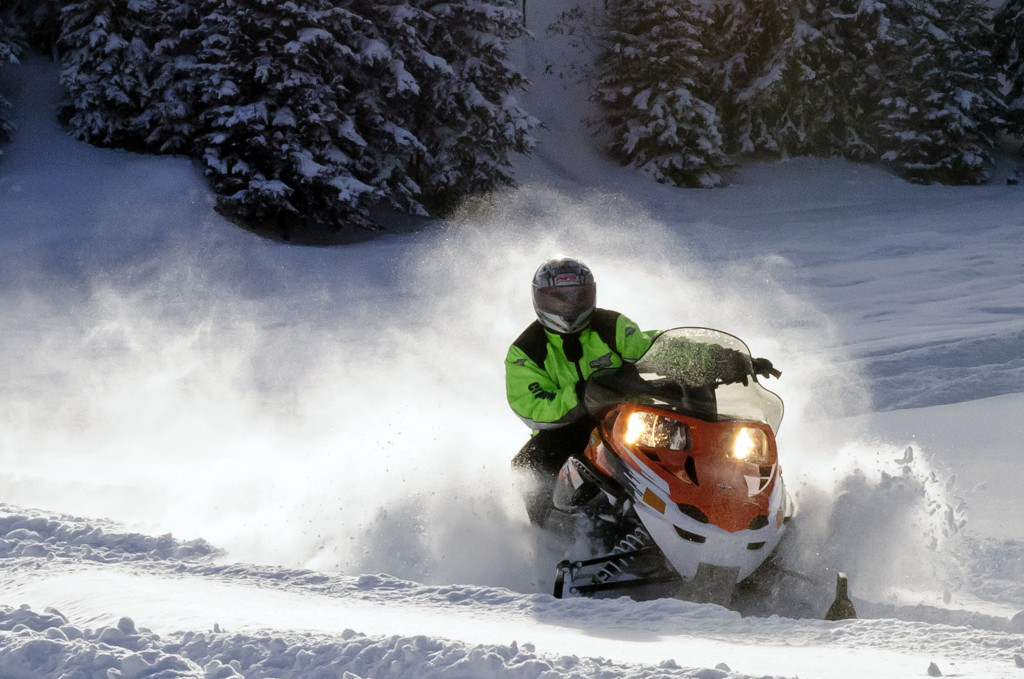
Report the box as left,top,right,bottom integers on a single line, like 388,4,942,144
50,0,539,236
397,0,538,213
54,0,206,155
706,0,759,152
799,0,904,160
709,0,1004,180
995,0,1024,145
593,0,726,187
193,0,397,238
0,8,26,156
57,0,162,148
330,0,432,217
709,0,832,157
133,0,202,154
191,0,538,235
879,0,1004,183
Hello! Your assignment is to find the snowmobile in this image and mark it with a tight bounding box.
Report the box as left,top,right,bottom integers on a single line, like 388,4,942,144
550,327,796,603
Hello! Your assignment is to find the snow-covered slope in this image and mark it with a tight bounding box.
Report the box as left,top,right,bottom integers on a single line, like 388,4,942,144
1,2,1023,677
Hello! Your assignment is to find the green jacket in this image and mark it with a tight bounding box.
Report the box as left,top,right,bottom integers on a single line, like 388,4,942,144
505,309,655,431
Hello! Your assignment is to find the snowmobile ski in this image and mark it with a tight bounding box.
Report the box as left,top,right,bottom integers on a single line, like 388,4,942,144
553,546,681,598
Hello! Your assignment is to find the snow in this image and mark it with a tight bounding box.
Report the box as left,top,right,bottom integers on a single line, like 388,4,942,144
1,1,1023,677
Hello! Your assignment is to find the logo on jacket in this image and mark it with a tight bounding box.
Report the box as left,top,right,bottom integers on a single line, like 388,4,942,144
589,353,614,369
528,382,556,401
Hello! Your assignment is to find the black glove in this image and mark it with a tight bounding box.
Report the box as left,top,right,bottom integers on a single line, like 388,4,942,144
752,357,781,379
725,351,750,386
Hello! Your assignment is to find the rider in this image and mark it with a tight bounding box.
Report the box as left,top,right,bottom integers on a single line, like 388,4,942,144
505,257,656,526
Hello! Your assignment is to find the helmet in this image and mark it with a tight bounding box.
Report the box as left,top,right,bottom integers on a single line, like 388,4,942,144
532,257,596,334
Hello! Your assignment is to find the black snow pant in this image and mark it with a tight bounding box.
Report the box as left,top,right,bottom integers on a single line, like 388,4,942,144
511,417,597,527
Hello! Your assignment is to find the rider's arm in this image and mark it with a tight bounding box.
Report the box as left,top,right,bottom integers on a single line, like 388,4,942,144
505,344,586,430
615,313,658,361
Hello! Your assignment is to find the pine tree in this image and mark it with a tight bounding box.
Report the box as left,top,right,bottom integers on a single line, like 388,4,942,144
706,0,761,153
135,0,202,154
710,0,832,157
53,0,202,154
995,0,1024,145
401,0,538,212
0,10,23,153
803,0,898,160
880,0,1004,183
57,0,162,148
594,0,726,187
193,0,390,238
337,0,432,217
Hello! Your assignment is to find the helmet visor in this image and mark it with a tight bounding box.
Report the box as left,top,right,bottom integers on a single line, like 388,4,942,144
534,282,596,317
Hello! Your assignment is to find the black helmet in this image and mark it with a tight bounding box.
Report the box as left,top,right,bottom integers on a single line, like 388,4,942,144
532,257,596,334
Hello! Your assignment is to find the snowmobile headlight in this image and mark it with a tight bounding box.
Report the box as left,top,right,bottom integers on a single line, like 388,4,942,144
732,427,770,464
623,411,691,451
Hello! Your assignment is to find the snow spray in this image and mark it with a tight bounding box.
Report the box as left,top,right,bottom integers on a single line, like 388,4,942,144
0,181,965,602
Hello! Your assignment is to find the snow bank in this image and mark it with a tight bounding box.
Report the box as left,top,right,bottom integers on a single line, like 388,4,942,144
0,509,217,564
3,604,768,679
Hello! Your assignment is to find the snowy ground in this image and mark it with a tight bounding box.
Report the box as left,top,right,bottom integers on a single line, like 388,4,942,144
2,2,1023,677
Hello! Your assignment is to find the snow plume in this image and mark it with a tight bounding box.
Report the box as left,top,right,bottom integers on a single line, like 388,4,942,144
402,185,876,589
0,172,967,603
0,225,538,588
426,185,975,605
322,184,972,606
782,439,968,608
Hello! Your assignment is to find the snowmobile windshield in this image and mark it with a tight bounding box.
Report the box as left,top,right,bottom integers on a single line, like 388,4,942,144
585,327,784,433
